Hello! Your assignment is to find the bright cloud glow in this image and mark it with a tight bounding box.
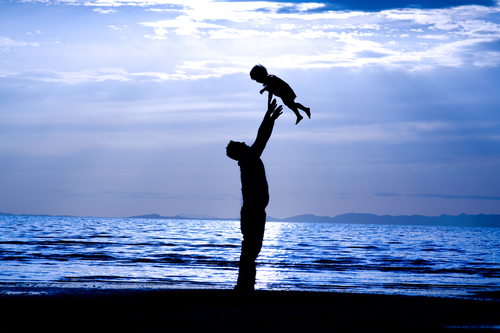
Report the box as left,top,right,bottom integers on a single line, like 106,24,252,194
134,2,500,75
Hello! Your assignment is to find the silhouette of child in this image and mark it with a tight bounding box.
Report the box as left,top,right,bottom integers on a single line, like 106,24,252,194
250,64,310,125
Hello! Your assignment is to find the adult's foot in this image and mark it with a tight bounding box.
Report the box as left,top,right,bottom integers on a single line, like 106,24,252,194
234,284,254,294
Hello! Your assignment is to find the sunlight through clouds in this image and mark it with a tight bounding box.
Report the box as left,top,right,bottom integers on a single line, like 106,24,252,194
132,1,500,76
3,0,500,81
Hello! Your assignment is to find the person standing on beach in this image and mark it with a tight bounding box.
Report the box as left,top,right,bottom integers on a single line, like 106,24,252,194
226,99,283,292
250,64,310,125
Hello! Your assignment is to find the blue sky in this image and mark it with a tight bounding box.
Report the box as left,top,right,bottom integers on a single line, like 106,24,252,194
1,0,499,218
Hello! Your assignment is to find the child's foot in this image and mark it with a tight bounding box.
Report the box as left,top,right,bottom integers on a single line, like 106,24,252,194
295,115,303,125
304,108,311,119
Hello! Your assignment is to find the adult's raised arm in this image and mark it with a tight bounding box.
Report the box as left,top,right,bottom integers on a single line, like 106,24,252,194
251,99,283,158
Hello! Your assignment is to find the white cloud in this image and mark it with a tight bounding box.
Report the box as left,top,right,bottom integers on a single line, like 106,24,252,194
0,67,226,84
4,68,131,84
108,25,127,30
3,1,500,81
279,24,296,31
131,1,500,75
458,19,500,36
418,34,449,39
141,15,226,38
144,34,167,40
0,36,28,47
0,69,21,77
209,28,264,39
0,36,32,52
93,8,118,14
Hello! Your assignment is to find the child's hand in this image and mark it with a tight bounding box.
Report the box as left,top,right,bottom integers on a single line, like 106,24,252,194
260,89,265,94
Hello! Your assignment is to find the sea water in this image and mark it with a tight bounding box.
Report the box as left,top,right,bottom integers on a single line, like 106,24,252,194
1,215,499,298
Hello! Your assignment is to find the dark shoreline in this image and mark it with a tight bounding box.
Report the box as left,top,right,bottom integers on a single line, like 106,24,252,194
2,288,500,332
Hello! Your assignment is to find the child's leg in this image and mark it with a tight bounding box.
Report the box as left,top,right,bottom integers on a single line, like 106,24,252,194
288,105,303,125
295,103,311,118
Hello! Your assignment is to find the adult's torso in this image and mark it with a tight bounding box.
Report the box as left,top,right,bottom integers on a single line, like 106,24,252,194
238,150,269,204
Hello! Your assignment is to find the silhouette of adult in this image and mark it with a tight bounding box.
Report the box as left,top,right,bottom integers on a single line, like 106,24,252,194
226,99,283,292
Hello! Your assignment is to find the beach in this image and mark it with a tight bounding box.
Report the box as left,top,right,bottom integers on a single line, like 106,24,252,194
1,287,500,332
2,217,500,331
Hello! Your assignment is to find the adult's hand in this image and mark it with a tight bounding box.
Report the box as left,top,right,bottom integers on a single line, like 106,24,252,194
267,98,283,120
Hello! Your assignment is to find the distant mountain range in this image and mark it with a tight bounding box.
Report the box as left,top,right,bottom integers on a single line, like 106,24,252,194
128,213,500,228
2,212,499,228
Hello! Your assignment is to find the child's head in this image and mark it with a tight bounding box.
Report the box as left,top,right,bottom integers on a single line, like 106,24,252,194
250,64,268,82
226,140,248,161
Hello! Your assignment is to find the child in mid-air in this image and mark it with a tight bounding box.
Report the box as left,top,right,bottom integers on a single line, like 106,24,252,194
250,64,310,125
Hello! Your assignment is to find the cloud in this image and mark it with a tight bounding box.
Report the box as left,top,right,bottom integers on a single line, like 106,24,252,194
48,190,239,201
141,15,227,38
108,25,128,30
0,67,223,84
27,30,42,36
17,0,499,12
410,194,500,200
93,8,118,14
356,50,388,58
374,193,398,197
68,0,497,11
34,68,131,84
132,2,500,76
210,28,265,39
233,0,497,11
5,1,500,78
0,36,28,51
374,193,500,200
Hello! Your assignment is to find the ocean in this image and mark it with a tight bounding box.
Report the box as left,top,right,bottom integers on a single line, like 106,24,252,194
1,215,499,298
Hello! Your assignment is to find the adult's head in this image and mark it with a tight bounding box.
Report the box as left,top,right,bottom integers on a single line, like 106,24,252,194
226,140,249,161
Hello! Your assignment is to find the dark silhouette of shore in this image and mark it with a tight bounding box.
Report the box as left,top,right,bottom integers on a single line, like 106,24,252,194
1,288,500,332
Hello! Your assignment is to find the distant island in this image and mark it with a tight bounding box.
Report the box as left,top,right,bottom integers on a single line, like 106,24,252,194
2,212,499,228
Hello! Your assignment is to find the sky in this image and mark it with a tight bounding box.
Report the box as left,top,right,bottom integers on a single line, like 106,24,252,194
1,0,500,219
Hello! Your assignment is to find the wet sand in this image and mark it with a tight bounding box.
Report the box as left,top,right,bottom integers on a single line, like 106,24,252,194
1,288,500,332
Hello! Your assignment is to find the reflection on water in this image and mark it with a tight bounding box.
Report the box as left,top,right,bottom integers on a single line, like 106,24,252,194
1,216,499,297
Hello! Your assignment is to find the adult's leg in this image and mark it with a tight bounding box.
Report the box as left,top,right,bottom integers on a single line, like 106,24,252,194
235,202,266,291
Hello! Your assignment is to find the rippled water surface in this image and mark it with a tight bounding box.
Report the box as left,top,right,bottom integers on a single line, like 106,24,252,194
1,216,499,297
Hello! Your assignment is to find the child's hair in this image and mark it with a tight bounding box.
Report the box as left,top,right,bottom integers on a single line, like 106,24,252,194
250,64,268,81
